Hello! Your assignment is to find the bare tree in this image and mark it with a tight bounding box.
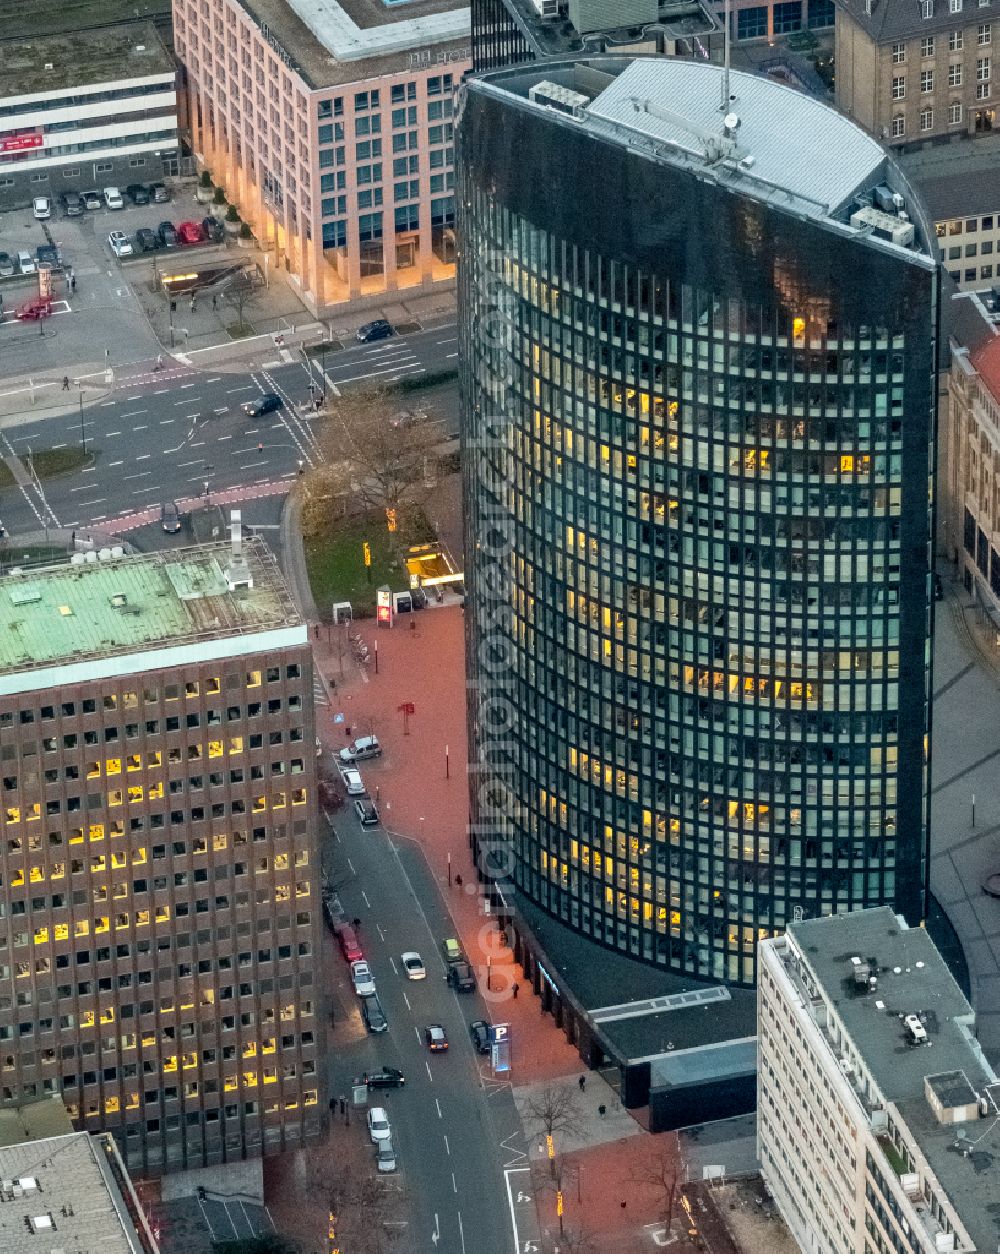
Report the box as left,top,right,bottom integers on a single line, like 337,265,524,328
633,1138,682,1235
222,272,258,336
328,1164,402,1254
522,1083,583,1174
304,384,442,535
555,1226,599,1254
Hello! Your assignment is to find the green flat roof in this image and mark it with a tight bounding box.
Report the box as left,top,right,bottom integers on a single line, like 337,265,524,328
0,21,173,97
0,538,300,680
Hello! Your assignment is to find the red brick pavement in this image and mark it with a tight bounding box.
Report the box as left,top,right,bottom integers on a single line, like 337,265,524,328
314,606,582,1084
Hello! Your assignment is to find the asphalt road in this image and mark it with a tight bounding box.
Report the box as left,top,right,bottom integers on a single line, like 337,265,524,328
322,800,524,1254
0,321,459,533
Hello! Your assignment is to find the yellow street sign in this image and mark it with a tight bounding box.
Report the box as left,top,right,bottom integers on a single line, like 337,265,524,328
363,541,371,567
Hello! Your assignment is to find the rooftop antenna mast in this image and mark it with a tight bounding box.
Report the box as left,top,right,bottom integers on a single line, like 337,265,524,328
721,0,732,113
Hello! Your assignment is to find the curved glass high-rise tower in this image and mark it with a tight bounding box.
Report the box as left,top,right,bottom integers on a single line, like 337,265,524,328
460,57,938,987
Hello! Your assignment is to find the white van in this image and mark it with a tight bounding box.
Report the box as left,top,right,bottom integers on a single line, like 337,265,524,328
17,250,35,275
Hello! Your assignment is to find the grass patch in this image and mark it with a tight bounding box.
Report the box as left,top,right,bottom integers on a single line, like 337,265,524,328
225,321,256,340
391,367,458,394
304,510,403,617
25,447,95,480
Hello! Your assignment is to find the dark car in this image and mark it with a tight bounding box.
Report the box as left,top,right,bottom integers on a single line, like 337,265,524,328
363,996,388,1034
365,1066,405,1089
149,181,170,203
81,189,102,210
161,501,181,534
0,252,13,277
242,392,282,418
35,244,60,269
933,572,943,601
424,1024,448,1052
469,1021,490,1055
447,960,476,993
202,216,225,242
135,227,158,253
354,798,379,827
356,318,393,343
158,221,178,248
125,183,150,205
62,191,83,216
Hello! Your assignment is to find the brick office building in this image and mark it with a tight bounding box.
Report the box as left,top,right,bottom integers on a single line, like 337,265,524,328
0,537,324,1175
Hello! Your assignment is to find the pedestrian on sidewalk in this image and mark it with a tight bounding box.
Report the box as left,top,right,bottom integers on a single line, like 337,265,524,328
189,295,196,312
62,375,70,390
69,274,76,293
578,1075,586,1092
598,1103,607,1118
512,982,519,1000
454,874,463,887
338,1096,346,1116
211,294,217,310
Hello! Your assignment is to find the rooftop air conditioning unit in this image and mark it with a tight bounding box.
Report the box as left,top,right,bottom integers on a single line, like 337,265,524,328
528,0,560,15
851,205,915,248
905,1013,928,1044
528,80,590,117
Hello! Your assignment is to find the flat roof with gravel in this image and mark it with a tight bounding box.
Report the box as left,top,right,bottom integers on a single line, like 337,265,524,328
0,22,173,97
0,538,305,696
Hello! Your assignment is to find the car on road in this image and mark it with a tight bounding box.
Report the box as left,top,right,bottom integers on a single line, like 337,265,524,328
354,798,379,827
241,392,282,418
149,181,170,203
363,996,388,1034
341,767,365,796
401,952,426,980
32,196,51,220
202,216,225,242
62,191,83,216
425,1024,449,1052
339,734,382,764
135,227,159,253
376,1137,397,1173
356,318,393,343
365,1067,405,1089
0,252,13,277
125,183,150,205
367,1107,392,1143
103,186,124,209
157,221,178,248
108,230,133,259
334,922,362,962
470,1021,491,1055
350,959,376,997
442,938,463,965
81,190,102,211
16,250,35,275
447,960,476,993
160,501,181,533
177,220,204,245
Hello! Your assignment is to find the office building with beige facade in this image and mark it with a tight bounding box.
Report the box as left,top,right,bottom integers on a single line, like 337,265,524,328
174,0,470,315
835,0,1000,146
759,907,1000,1254
0,536,324,1175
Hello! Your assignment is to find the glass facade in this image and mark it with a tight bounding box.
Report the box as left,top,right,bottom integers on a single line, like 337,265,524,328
460,67,938,986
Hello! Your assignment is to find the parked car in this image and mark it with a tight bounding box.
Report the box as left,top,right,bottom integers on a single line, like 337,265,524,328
202,216,225,242
62,191,83,216
401,951,425,980
424,1024,449,1052
447,960,476,993
350,959,376,997
341,767,365,796
157,221,178,248
356,318,393,343
160,501,181,534
81,189,102,210
0,252,14,277
365,1067,405,1089
367,1107,391,1143
375,1138,397,1173
32,196,51,220
125,183,150,205
176,220,204,245
339,734,382,764
35,244,60,268
103,186,123,209
334,922,362,962
363,996,388,1034
442,938,463,965
135,227,159,253
470,1020,491,1055
16,250,35,275
108,230,133,259
354,798,379,827
149,181,169,203
241,392,282,418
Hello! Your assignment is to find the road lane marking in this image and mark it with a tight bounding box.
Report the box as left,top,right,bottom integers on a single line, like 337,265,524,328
106,430,122,436
133,425,148,431
415,1027,422,1045
180,382,195,388
389,957,398,975
347,858,355,874
435,1098,442,1119
402,992,411,1012
361,890,371,907
109,460,123,467
123,472,150,480
121,410,148,417
135,454,150,461
217,434,232,440
443,1136,450,1156
436,336,458,344
177,459,202,468
153,388,169,395
226,385,255,393
458,1212,465,1253
159,418,175,424
213,407,229,414
100,400,116,407
126,395,142,401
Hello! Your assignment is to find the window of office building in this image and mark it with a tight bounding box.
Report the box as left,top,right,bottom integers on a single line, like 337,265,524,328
773,1,803,31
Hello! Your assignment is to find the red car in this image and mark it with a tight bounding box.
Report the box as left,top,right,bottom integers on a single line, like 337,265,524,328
176,220,205,245
16,296,52,321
